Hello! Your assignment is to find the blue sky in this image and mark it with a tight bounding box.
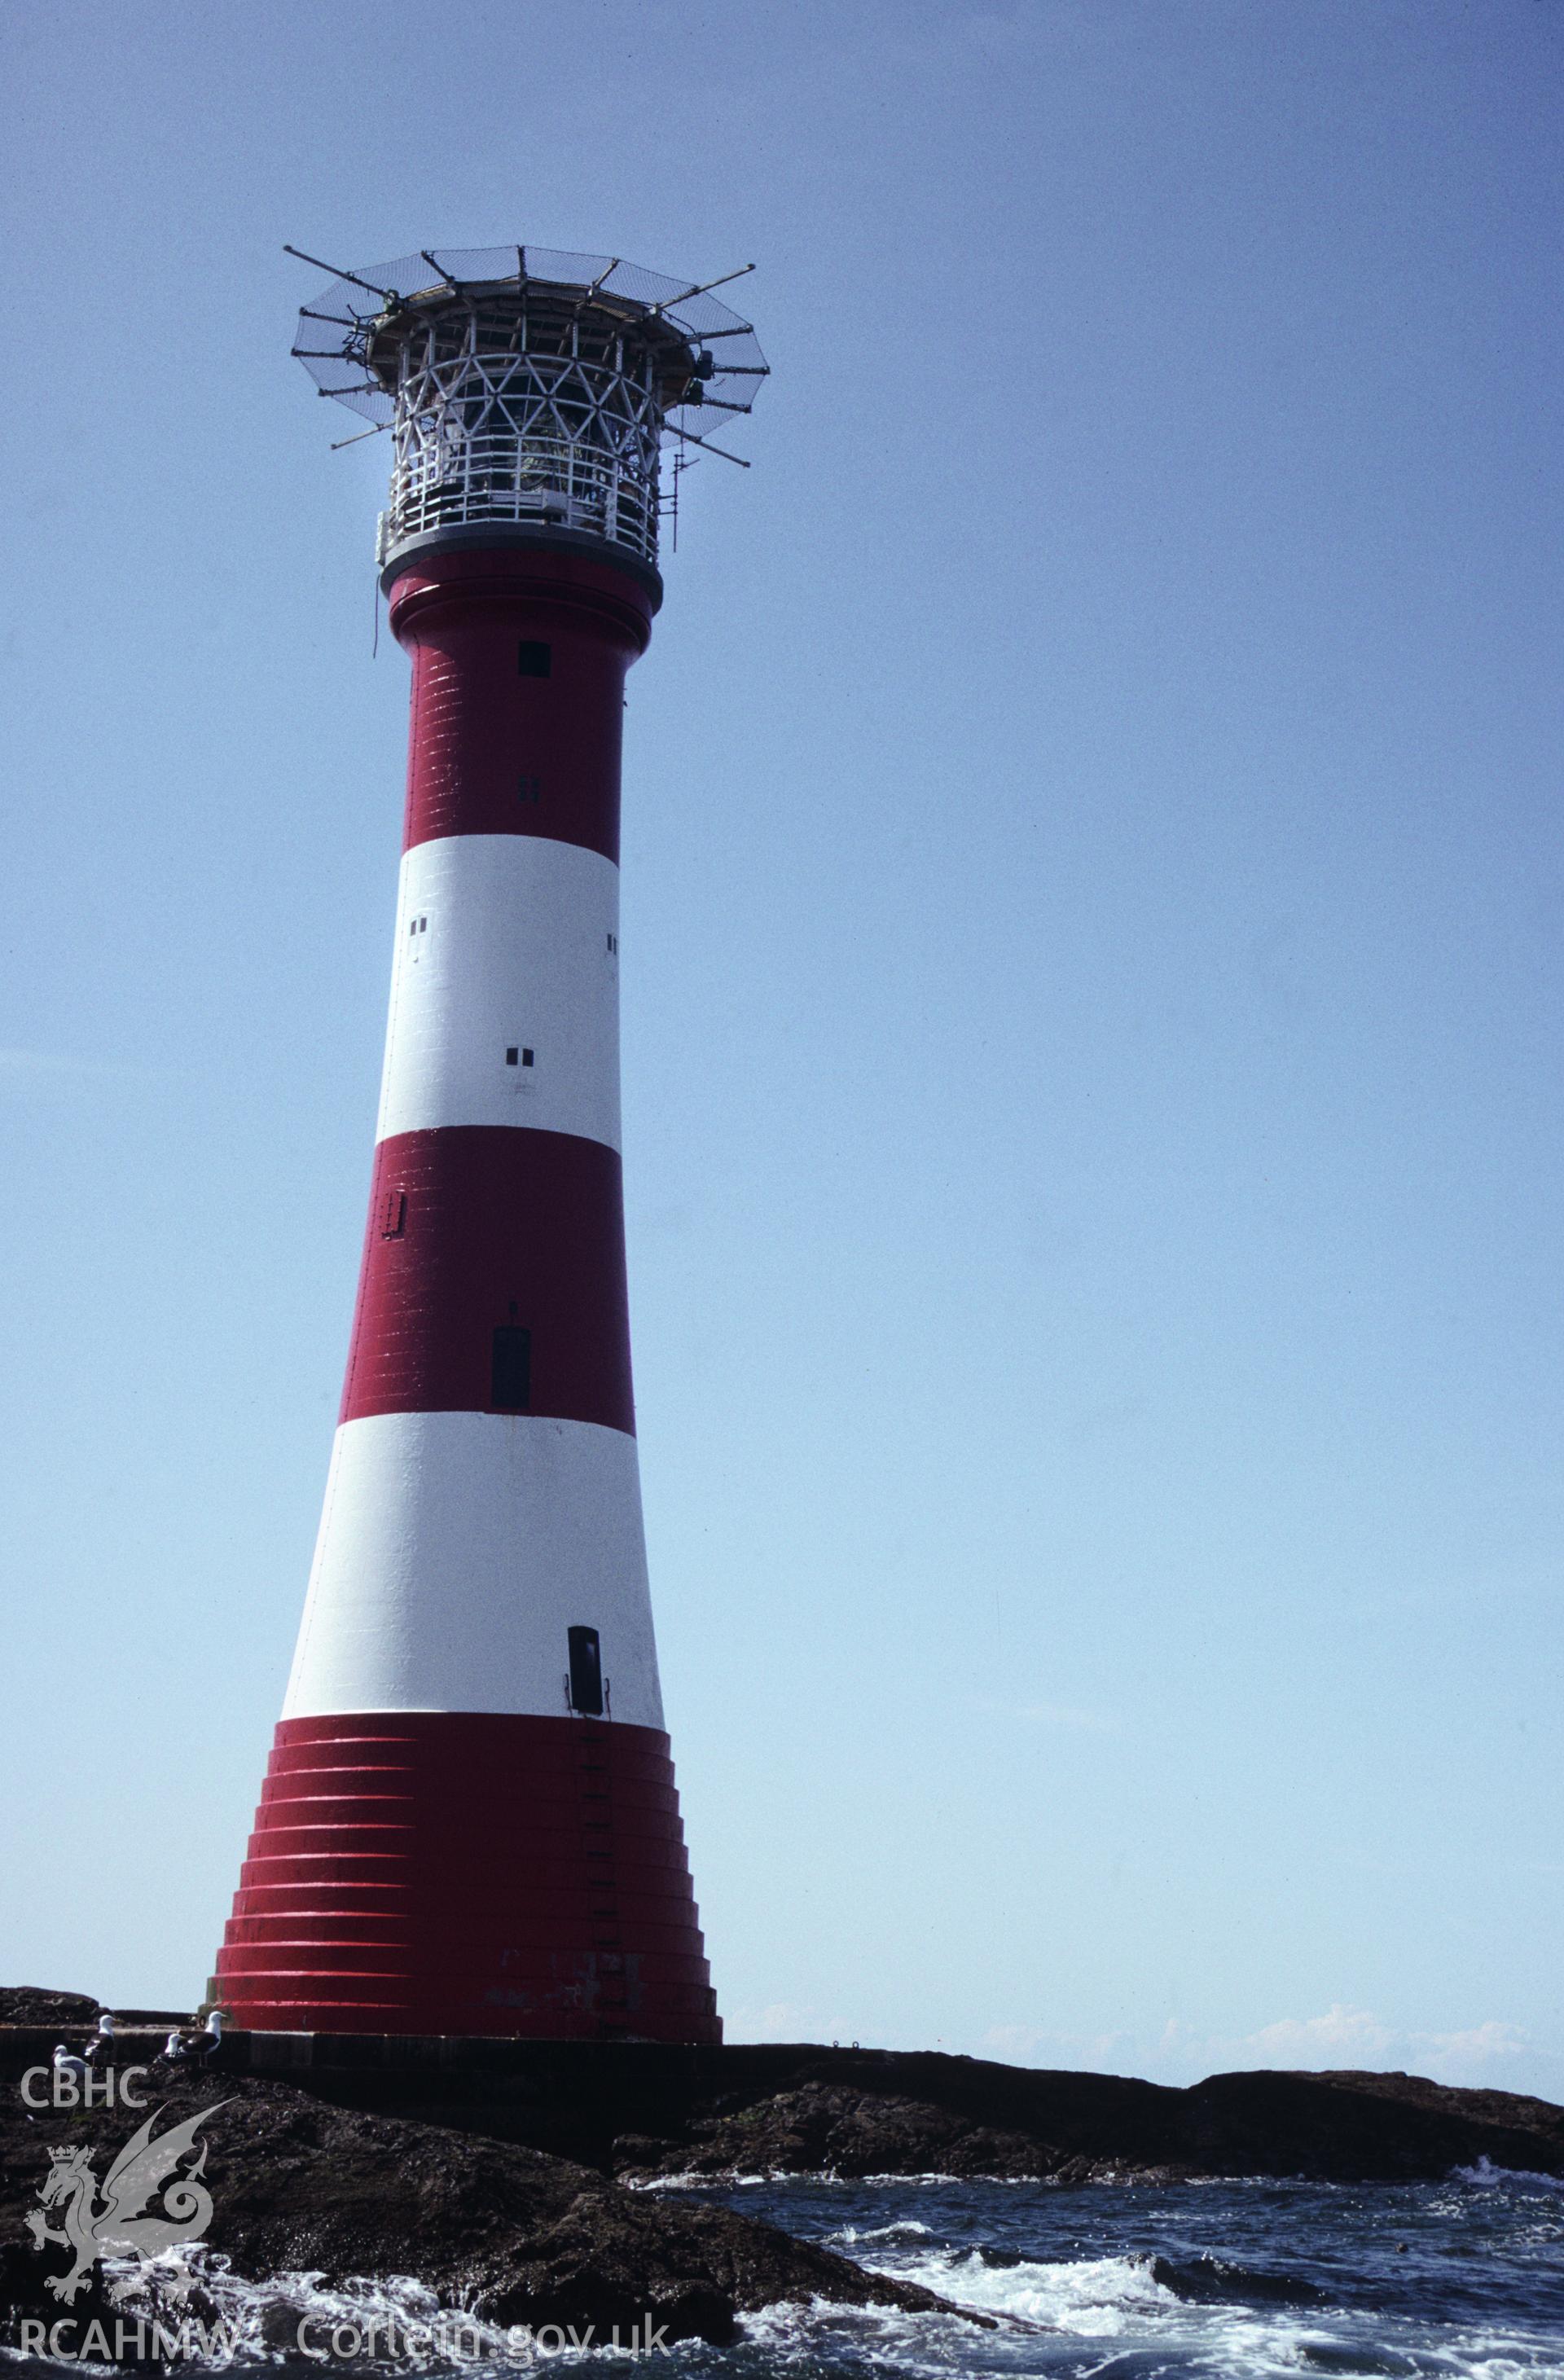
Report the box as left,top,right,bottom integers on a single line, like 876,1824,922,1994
4,0,1562,2095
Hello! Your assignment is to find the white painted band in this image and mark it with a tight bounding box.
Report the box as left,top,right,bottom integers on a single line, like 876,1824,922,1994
282,1409,665,1730
376,836,622,1151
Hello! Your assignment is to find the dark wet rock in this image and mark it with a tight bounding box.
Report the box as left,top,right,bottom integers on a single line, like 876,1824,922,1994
0,2063,973,2353
1148,2253,1326,2306
0,1992,188,2036
1181,2066,1564,2182
622,2080,1057,2182
0,1989,102,2029
5,1991,1562,2256
603,2055,1564,2189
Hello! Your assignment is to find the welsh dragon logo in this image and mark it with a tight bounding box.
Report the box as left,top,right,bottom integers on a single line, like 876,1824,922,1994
26,2102,228,2303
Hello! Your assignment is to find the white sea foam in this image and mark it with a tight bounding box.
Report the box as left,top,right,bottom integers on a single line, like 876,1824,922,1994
888,2247,1176,2333
826,2220,936,2246
731,2264,1320,2380
1452,2156,1564,2196
22,2250,648,2369
735,2290,1013,2377
9,2180,1564,2378
630,2167,1053,2192
801,2241,1564,2380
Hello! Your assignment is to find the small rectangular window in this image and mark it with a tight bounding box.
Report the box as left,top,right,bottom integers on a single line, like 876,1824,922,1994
518,774,541,801
568,1625,604,1717
517,641,551,678
506,1047,519,1065
521,1047,534,1067
380,1188,406,1239
491,1325,532,1411
419,916,427,933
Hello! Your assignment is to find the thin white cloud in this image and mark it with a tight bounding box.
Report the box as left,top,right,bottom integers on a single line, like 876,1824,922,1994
1416,2020,1529,2067
1242,2004,1398,2062
1222,2005,1537,2088
973,2007,1554,2096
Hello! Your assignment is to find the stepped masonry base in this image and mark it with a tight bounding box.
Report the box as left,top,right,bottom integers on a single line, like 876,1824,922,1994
213,1710,719,2043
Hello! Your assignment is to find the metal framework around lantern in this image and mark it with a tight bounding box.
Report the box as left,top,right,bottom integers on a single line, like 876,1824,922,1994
288,242,770,570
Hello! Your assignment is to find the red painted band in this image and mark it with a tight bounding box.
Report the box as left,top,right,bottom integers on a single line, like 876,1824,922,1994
243,1819,692,1862
235,1872,697,1918
215,1711,718,2042
266,1719,678,1776
258,1776,680,1819
390,547,654,863
340,1127,633,1432
226,1909,704,1952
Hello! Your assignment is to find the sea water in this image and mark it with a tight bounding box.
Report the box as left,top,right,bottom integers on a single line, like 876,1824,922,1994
674,2163,1564,2376
7,2163,1562,2374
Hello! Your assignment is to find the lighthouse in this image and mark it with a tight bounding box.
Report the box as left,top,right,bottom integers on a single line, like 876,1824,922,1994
212,244,767,2040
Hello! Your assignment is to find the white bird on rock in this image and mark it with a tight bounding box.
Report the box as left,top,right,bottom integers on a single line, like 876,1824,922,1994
84,2013,116,2066
165,2009,224,2063
52,2044,88,2086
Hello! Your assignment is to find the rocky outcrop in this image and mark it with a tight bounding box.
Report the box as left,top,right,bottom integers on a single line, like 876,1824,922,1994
6,1986,1562,2360
0,1992,187,2032
610,2060,1564,2185
0,1990,102,2030
9,2007,1562,2190
613,2081,1054,2180
0,2062,969,2354
46,2022,1546,2187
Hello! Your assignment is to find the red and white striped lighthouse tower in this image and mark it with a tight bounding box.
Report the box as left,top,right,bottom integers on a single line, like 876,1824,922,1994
212,244,767,2040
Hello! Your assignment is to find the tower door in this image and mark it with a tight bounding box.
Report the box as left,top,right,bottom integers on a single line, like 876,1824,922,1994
567,1625,604,1717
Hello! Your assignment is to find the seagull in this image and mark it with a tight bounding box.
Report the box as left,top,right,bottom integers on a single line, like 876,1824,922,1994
52,2044,89,2086
84,2013,116,2066
165,2009,224,2063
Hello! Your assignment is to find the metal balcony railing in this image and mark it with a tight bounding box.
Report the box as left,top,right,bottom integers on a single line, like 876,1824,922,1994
379,424,659,565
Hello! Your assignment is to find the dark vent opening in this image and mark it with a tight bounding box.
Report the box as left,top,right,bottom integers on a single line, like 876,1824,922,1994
517,642,551,678
490,1325,532,1411
568,1625,604,1718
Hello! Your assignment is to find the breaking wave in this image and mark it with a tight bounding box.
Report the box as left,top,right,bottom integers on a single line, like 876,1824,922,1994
724,2169,1564,2378
1451,2155,1564,2196
7,2171,1563,2373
